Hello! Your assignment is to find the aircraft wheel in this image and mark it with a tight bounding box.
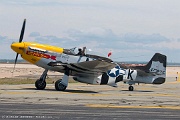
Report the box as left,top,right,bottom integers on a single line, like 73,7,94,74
129,85,134,91
35,79,46,90
55,80,67,91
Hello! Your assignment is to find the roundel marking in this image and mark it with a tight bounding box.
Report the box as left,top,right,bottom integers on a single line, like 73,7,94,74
107,66,121,77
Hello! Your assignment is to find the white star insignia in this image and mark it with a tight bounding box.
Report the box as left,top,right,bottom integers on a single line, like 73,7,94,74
109,67,118,76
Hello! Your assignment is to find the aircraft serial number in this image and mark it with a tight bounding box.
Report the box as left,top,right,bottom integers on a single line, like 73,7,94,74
150,68,165,74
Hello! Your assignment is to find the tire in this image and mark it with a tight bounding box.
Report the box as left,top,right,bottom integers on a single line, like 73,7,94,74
129,86,134,91
35,79,46,90
55,79,67,91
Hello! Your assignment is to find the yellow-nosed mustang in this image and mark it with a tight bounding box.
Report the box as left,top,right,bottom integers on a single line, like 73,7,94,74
11,19,167,91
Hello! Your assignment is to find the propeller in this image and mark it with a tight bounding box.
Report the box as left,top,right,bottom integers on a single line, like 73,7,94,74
19,19,26,43
12,19,26,74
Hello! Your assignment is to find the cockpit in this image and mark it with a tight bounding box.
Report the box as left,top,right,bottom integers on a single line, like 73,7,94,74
63,47,113,63
63,47,86,56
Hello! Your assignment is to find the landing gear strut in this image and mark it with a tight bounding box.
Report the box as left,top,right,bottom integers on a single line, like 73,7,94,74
35,69,48,90
129,85,134,91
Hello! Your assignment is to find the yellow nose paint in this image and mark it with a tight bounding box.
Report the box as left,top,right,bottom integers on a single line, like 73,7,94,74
24,42,64,64
11,42,24,54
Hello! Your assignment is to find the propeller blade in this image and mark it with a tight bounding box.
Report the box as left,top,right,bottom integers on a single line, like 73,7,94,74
14,53,19,65
12,19,26,75
19,19,26,43
12,53,19,74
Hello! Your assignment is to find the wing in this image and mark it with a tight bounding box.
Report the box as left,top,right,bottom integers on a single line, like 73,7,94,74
48,60,116,75
69,60,116,73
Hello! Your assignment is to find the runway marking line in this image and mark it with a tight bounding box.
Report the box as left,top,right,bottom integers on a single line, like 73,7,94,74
86,104,180,110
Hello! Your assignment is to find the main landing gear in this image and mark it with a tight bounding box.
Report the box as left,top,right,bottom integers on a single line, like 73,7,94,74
35,68,70,91
35,69,48,90
55,68,69,91
55,79,67,91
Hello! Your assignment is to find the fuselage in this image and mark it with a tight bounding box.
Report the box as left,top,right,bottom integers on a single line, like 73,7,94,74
11,42,127,86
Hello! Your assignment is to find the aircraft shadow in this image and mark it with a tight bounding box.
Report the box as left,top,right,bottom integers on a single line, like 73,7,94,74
64,89,98,93
2,88,151,93
8,88,98,93
23,88,56,91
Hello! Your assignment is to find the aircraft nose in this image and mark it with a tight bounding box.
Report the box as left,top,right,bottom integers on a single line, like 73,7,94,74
11,42,24,54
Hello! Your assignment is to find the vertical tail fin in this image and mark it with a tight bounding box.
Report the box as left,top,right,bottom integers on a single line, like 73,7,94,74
144,53,167,84
145,53,167,74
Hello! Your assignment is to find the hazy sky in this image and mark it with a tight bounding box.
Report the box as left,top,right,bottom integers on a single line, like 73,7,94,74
1,0,180,62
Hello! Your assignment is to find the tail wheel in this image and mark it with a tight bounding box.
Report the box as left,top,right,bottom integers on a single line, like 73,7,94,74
129,85,134,91
55,79,67,91
35,79,46,90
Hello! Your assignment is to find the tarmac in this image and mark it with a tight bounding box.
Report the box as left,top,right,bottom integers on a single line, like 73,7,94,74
0,64,180,119
0,102,180,120
0,80,180,119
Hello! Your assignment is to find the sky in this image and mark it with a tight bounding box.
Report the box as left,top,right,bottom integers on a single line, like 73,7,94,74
1,0,180,62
